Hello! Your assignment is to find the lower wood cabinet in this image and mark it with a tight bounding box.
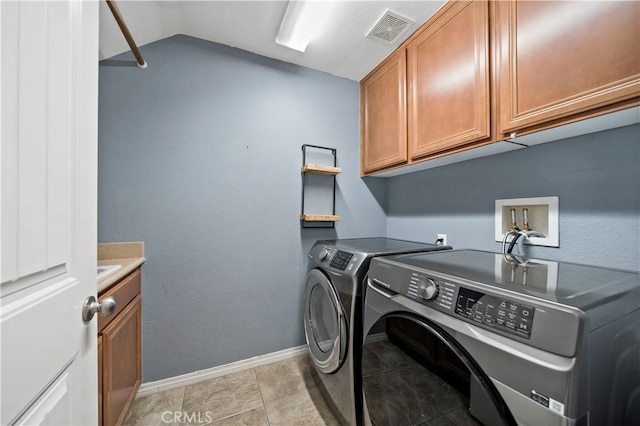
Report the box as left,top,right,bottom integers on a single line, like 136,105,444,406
98,269,142,426
98,336,103,424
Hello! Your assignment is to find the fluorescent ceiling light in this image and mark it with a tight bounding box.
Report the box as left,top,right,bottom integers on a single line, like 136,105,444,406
276,1,336,52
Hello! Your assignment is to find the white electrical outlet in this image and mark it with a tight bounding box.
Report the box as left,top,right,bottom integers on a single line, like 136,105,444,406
437,234,448,246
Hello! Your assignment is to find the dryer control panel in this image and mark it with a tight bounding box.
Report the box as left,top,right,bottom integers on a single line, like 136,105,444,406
330,250,354,271
308,244,364,276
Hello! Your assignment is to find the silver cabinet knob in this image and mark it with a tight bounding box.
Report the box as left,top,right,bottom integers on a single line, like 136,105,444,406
82,295,117,322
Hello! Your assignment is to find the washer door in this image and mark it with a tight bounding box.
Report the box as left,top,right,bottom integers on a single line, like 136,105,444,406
363,313,516,426
304,269,348,374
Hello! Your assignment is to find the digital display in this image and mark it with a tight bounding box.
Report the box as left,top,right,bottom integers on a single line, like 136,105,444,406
330,250,353,271
455,287,535,339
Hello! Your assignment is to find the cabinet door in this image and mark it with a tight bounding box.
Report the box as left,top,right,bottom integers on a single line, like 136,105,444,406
102,296,141,426
98,268,142,333
497,1,640,134
360,49,407,175
407,0,490,160
98,335,103,426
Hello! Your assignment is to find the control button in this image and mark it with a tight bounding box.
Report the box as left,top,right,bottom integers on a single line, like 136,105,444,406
485,317,494,325
521,308,532,317
518,322,529,332
497,309,507,317
509,304,519,311
418,278,438,301
319,248,329,261
507,312,518,321
496,317,506,326
499,300,507,308
506,321,516,329
473,312,483,322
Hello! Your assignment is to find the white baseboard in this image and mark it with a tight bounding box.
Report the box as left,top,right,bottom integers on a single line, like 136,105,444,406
136,345,309,398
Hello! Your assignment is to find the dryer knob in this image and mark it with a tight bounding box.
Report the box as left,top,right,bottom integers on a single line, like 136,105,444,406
418,279,438,300
319,248,329,262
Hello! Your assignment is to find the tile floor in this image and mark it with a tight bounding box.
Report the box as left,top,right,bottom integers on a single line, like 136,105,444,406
125,340,480,426
124,355,340,426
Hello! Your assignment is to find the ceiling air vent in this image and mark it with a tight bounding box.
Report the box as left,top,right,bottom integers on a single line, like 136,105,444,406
366,10,415,45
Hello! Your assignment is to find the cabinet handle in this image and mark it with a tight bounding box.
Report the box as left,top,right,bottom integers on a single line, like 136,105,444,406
82,296,117,322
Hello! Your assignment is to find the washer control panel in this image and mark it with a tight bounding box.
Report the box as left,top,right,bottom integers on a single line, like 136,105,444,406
455,287,535,339
367,256,583,355
407,274,455,311
404,273,535,339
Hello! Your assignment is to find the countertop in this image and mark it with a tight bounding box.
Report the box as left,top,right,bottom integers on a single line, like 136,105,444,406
98,242,146,294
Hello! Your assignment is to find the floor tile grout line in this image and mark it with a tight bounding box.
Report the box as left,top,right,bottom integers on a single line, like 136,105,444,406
252,367,271,425
179,386,186,413
204,404,265,425
255,357,328,425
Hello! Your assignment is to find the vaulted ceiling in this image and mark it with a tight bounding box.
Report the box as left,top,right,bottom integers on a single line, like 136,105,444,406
99,1,446,81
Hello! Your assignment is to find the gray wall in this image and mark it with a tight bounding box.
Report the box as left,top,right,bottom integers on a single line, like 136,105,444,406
386,124,640,272
100,34,639,384
98,35,386,382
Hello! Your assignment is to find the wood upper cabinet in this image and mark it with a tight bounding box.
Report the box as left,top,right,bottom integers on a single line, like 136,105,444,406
407,0,491,160
496,1,640,134
360,48,408,175
359,0,640,176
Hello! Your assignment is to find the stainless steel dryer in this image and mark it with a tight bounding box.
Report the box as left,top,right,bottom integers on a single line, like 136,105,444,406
363,249,640,426
304,238,452,426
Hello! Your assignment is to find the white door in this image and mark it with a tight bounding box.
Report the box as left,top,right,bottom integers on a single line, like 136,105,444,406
1,1,99,424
